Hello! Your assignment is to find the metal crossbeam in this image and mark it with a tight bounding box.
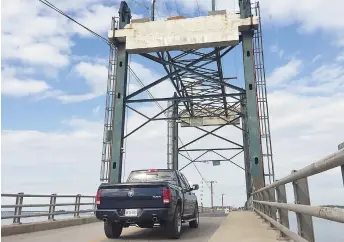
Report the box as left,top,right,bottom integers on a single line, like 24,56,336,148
100,1,273,208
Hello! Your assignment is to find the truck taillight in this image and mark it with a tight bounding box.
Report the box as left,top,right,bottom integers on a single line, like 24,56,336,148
163,187,171,204
148,169,158,172
96,189,101,205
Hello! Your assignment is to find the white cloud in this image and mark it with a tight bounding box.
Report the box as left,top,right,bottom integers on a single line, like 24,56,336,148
335,35,344,47
1,58,161,102
75,62,108,95
56,93,99,103
1,0,143,101
1,120,103,195
92,105,101,115
259,0,344,33
267,58,303,86
270,44,284,58
336,52,344,62
170,0,344,44
2,0,73,67
72,4,143,37
1,67,51,97
72,4,118,36
312,54,322,63
52,60,169,103
269,61,344,95
311,64,344,83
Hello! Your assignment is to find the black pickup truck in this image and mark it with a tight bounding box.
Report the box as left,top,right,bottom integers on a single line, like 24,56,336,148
95,169,199,239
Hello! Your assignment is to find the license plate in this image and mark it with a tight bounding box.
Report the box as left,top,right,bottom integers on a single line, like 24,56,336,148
124,209,138,217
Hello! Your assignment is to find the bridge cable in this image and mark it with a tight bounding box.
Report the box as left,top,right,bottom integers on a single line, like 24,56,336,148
163,0,172,17
122,55,132,182
195,0,202,16
38,0,110,45
174,0,181,15
128,0,150,11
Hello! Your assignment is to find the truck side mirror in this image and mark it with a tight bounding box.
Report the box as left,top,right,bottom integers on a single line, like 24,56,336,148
192,184,199,191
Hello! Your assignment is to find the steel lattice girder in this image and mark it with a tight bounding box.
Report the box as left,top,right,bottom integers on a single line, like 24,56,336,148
122,45,247,177
104,1,267,201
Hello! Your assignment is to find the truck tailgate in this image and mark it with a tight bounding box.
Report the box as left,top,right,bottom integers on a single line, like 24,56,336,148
98,183,167,209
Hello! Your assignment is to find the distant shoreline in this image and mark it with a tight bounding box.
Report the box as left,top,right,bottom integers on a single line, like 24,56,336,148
320,205,344,209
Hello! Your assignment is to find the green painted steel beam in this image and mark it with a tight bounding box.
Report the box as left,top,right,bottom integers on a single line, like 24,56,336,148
241,96,252,200
172,93,179,170
239,0,252,18
109,2,131,184
240,0,265,190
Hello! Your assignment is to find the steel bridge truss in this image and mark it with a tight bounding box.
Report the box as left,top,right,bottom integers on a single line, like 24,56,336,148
100,1,275,199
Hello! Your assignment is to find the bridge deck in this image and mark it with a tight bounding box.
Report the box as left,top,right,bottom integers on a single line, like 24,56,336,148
2,212,280,241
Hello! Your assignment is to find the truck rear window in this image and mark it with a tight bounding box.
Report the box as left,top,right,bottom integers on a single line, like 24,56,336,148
127,170,178,185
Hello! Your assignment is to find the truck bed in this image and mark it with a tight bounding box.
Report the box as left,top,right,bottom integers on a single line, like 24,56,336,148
98,182,171,209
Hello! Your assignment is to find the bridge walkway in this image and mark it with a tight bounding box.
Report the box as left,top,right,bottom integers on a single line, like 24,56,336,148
2,212,280,242
209,211,281,242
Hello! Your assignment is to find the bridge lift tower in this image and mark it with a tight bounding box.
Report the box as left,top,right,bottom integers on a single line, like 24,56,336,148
100,0,275,201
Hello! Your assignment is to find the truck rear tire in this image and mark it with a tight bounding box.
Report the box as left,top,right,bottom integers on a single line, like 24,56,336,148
104,221,123,239
166,205,182,239
189,204,199,228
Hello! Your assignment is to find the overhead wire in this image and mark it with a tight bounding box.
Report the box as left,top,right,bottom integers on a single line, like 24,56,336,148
128,67,164,111
174,0,181,15
163,0,171,17
129,0,150,11
38,0,216,196
154,4,162,20
38,0,110,45
195,0,201,16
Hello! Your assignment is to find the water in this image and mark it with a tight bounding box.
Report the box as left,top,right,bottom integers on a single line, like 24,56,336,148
288,212,344,242
1,212,95,226
1,212,343,241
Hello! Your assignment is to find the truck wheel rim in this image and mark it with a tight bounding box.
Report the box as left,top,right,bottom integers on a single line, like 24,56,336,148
177,211,181,233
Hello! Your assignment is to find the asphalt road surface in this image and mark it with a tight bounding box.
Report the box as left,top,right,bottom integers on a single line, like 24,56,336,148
3,215,227,242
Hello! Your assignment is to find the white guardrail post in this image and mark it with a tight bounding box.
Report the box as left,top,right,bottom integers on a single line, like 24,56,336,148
275,182,289,239
13,192,24,224
267,188,277,222
262,190,269,219
74,194,81,217
48,193,57,221
339,141,344,186
292,171,315,242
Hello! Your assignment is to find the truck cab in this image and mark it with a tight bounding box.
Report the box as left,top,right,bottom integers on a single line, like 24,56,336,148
95,169,199,239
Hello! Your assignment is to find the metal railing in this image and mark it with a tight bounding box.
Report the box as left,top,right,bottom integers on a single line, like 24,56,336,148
252,149,344,242
1,193,217,225
1,193,96,224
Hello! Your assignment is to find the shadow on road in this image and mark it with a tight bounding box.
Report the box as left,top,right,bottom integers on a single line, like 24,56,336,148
118,217,225,241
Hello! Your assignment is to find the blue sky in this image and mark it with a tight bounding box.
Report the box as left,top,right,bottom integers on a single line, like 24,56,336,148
2,0,344,208
1,0,341,131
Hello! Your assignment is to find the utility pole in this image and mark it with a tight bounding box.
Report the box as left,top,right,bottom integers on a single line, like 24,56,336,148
167,93,179,170
221,193,226,209
208,181,217,209
212,0,216,11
